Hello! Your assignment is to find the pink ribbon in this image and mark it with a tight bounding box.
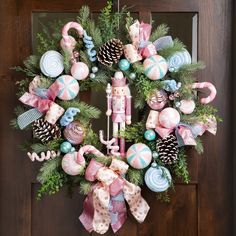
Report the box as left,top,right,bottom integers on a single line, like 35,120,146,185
79,158,150,234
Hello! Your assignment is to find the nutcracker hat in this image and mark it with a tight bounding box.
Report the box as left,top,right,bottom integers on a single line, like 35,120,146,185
112,71,127,87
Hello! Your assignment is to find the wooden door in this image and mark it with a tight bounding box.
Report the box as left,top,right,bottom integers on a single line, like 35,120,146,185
0,0,233,235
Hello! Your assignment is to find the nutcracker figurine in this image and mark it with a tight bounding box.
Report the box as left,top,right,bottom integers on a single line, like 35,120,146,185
106,71,132,157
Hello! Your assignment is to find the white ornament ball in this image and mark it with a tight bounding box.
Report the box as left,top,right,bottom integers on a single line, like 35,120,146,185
179,100,196,114
40,50,64,78
159,107,180,129
89,73,96,79
71,62,89,80
92,66,98,73
61,152,85,176
114,71,124,79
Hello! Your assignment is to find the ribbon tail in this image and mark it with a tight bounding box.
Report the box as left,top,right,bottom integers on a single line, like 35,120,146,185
79,191,94,233
123,180,150,223
110,193,127,233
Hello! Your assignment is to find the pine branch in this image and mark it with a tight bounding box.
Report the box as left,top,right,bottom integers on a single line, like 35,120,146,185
83,125,102,150
150,24,169,42
156,191,170,203
77,5,90,27
79,180,93,195
126,167,144,186
23,55,40,73
194,137,204,154
12,66,37,77
30,138,62,154
61,50,72,74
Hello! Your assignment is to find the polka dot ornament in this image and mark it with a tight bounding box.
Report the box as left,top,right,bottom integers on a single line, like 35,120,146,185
126,143,152,169
143,55,168,80
55,75,79,100
145,163,172,192
40,50,64,78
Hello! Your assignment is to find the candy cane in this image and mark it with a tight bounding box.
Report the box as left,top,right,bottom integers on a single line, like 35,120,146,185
192,82,217,104
60,22,84,56
27,150,60,162
99,130,120,157
77,145,105,164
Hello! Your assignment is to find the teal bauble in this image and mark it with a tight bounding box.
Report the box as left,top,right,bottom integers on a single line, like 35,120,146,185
119,59,130,71
60,141,73,153
144,129,156,141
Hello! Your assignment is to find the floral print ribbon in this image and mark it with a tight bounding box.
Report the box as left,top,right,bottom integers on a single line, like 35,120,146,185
79,158,150,234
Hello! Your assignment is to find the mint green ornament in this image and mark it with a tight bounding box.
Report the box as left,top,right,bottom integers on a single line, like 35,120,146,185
144,129,156,141
119,59,130,71
60,141,73,153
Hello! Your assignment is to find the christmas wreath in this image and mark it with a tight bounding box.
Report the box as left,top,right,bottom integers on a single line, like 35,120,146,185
12,2,220,234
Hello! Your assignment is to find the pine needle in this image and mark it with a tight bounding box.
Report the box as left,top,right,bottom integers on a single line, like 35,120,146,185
150,24,169,42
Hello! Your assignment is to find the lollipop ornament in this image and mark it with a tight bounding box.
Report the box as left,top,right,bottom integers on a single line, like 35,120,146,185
192,82,217,104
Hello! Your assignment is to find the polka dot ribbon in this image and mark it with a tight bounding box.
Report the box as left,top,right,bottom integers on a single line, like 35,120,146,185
79,158,150,234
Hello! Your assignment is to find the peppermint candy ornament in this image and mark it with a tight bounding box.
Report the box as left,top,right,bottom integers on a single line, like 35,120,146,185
55,75,79,100
71,62,89,80
39,50,64,78
126,143,152,169
168,49,191,72
145,163,172,192
143,55,168,80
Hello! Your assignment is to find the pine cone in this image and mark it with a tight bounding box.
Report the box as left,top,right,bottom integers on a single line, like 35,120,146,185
156,134,179,165
98,38,123,66
33,118,61,143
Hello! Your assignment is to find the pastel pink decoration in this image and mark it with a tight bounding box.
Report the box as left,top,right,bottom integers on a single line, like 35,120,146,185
62,152,85,176
55,75,79,100
71,62,89,80
44,102,65,124
143,55,168,80
146,110,159,129
60,22,84,56
192,82,217,104
179,100,196,114
126,143,152,169
159,107,180,129
124,44,142,63
140,44,157,58
147,90,168,110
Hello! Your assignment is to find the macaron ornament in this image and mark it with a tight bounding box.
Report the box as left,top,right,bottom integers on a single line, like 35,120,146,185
55,75,79,100
71,62,89,80
179,100,196,114
126,143,152,169
40,50,64,78
143,55,168,80
144,129,156,141
159,107,180,129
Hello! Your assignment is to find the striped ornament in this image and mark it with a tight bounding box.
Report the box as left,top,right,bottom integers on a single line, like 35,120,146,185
143,55,168,80
126,143,152,169
145,164,172,192
55,75,79,100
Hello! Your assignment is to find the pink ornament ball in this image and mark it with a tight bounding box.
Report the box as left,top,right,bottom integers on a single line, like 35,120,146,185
179,100,196,114
71,62,89,80
159,107,180,129
55,75,79,100
143,55,168,80
126,143,152,169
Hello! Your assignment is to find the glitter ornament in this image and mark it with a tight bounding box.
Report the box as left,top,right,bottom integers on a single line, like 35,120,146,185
71,62,89,80
55,75,79,100
143,55,168,80
60,141,74,153
126,143,152,169
147,90,168,110
118,59,131,71
145,164,172,192
144,129,156,141
159,107,180,129
63,121,85,145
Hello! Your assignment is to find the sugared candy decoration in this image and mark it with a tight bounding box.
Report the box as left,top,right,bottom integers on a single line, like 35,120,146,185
60,141,74,153
55,75,79,100
39,50,64,78
60,107,80,126
144,163,172,192
126,143,152,169
147,90,168,110
168,49,191,72
159,107,180,129
61,151,85,175
71,62,89,80
179,100,196,114
83,30,97,62
153,36,174,51
144,129,156,141
118,59,131,71
63,121,85,145
143,55,168,80
162,79,181,92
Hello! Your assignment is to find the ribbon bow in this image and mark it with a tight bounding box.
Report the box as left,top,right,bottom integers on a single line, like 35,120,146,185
79,158,150,234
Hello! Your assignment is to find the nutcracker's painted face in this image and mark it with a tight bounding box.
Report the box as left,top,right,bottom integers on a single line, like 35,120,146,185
112,87,126,96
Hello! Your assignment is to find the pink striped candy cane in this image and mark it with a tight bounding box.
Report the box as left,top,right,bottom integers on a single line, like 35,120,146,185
60,22,84,56
77,145,105,164
192,82,217,104
99,130,120,157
